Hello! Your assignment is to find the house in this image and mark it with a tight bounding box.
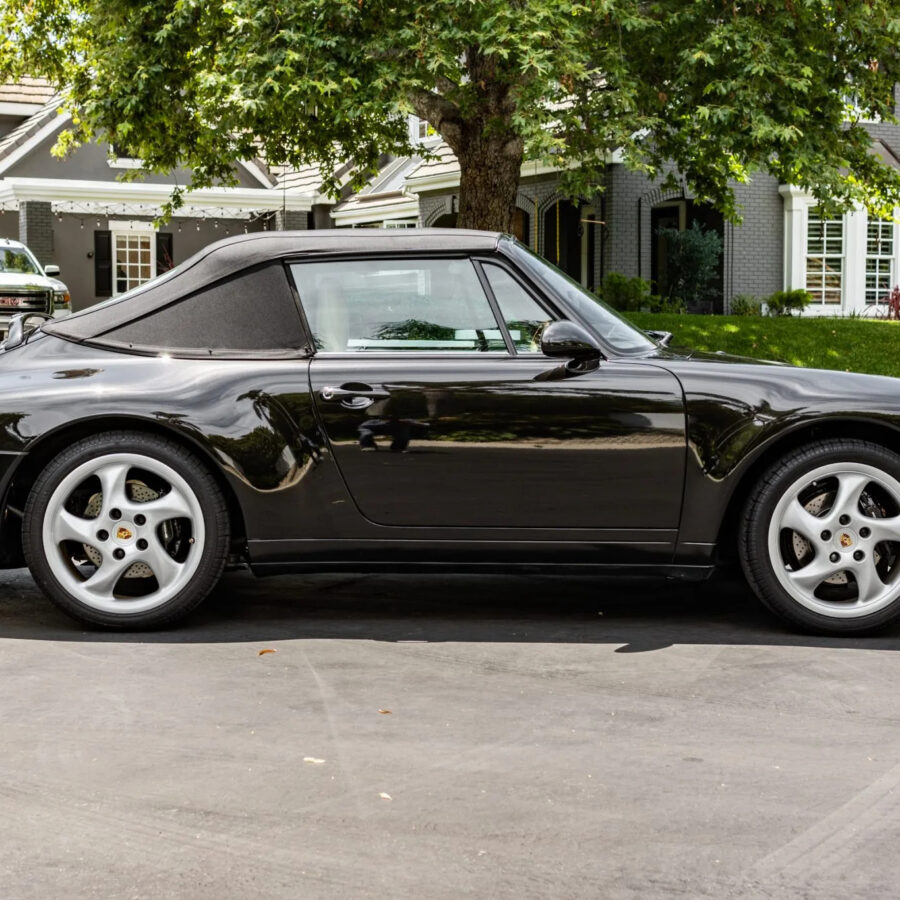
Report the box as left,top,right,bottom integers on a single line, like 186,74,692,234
333,111,900,316
4,77,898,318
0,81,316,311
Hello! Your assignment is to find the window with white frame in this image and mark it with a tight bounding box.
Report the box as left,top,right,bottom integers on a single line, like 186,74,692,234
865,217,894,304
112,226,155,295
409,115,439,145
805,209,844,305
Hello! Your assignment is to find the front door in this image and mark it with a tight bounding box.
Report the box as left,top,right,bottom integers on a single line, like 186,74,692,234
292,256,686,531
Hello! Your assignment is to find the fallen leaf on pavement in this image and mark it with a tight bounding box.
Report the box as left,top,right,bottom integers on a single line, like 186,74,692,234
378,709,392,715
258,649,277,656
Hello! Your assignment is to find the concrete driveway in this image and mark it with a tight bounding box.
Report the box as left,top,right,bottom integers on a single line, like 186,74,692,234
1,567,898,899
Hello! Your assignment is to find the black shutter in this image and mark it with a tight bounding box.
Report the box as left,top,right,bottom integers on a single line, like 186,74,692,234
94,230,112,298
156,232,174,275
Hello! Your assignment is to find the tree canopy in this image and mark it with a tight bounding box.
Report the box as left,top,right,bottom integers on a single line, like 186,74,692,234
2,1,900,231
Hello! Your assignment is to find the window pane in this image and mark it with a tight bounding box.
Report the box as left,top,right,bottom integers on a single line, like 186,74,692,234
483,263,553,353
293,258,504,352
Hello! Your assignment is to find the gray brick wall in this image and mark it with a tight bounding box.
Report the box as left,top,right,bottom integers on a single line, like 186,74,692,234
605,165,651,280
604,165,787,310
18,200,53,264
420,194,451,227
417,162,792,310
727,173,783,307
274,209,308,231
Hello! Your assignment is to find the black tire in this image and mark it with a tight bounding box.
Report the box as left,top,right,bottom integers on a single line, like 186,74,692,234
740,438,900,635
23,430,229,629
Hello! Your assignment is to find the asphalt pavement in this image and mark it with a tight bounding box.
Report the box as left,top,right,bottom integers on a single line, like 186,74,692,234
1,567,899,899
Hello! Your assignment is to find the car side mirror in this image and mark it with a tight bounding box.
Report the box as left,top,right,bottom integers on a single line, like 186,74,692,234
44,264,60,276
540,320,603,361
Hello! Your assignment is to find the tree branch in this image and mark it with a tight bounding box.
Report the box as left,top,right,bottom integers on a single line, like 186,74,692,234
408,88,463,149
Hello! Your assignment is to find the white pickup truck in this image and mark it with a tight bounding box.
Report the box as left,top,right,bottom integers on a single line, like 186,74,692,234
0,238,70,340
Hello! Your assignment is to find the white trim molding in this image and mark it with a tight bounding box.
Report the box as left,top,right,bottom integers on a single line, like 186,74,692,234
779,184,900,315
331,196,419,228
0,102,44,117
405,152,612,196
0,176,313,213
779,185,809,292
107,157,146,170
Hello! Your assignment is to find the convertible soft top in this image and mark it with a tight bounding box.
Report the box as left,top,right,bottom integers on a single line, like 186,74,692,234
43,229,502,351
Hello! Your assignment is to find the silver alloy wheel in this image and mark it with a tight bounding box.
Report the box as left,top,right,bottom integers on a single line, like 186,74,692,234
767,461,900,618
41,452,206,615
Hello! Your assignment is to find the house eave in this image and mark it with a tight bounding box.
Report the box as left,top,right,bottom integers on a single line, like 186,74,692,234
0,102,44,117
331,196,419,226
405,152,621,195
0,111,70,176
0,177,313,212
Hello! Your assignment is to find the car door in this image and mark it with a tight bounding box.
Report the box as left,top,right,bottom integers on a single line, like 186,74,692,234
293,254,686,533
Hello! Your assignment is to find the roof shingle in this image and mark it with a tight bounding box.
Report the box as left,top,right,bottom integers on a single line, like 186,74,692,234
0,78,56,107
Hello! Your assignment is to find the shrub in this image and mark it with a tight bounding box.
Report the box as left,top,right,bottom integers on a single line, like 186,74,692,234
647,294,686,314
730,294,762,316
599,272,651,311
655,221,723,310
766,289,812,317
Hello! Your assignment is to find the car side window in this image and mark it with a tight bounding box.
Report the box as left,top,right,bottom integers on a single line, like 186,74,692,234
482,263,554,353
291,258,507,352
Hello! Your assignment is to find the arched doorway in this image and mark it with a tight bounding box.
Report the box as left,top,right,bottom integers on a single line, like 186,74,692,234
651,199,724,313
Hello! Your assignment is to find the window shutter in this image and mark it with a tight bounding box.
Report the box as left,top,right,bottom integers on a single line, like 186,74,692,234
156,232,174,275
94,230,112,298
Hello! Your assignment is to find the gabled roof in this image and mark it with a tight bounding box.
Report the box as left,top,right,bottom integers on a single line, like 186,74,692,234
0,97,67,172
270,160,355,200
330,155,422,226
404,141,460,183
869,138,900,171
0,78,55,108
404,139,598,193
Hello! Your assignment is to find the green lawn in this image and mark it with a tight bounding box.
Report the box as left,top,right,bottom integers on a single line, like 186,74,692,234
626,312,900,378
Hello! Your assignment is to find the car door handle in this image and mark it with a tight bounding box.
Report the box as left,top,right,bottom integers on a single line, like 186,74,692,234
320,384,390,409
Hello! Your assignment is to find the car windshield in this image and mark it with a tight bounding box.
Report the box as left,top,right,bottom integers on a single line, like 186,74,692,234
507,240,656,354
0,247,40,276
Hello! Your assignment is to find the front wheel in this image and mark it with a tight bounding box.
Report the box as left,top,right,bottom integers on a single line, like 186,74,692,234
24,431,229,629
740,439,900,635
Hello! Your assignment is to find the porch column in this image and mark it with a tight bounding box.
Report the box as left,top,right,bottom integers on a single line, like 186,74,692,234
18,200,54,265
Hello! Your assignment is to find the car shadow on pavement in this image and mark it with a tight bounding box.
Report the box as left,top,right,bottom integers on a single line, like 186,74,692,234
2,567,900,650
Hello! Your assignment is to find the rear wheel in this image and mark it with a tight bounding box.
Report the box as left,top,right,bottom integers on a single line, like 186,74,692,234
740,439,900,634
24,431,229,629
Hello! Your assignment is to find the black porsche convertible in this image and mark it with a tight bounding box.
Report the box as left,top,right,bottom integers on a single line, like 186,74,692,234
1,229,898,634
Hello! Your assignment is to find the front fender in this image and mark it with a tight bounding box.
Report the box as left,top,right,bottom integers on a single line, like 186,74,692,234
666,358,900,554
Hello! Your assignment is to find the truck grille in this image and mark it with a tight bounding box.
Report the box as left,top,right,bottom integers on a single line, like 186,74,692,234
0,290,51,313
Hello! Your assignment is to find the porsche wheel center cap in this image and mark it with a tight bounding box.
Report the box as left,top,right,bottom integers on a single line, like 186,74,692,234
837,530,856,550
116,523,135,543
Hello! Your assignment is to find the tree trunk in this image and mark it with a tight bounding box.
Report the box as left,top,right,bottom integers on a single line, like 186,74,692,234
454,127,524,232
